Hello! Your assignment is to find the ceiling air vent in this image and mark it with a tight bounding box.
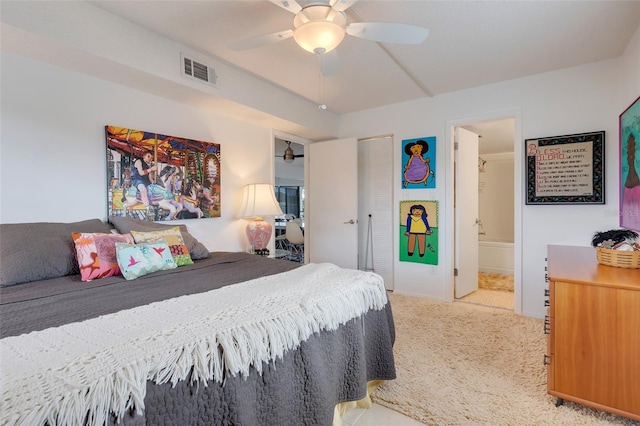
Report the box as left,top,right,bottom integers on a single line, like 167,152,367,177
181,53,218,87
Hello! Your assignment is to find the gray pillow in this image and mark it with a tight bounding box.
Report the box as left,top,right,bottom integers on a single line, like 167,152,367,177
108,216,210,260
0,219,114,287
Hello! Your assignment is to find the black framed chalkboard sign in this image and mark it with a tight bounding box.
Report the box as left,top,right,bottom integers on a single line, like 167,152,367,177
525,131,605,205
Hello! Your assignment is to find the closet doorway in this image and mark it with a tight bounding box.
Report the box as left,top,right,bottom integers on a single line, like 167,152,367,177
358,135,394,290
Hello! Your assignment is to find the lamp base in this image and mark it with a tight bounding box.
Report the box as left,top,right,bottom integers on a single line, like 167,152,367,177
246,217,273,251
253,248,270,257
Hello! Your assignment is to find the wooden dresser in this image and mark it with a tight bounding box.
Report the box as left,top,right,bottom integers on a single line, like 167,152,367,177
545,245,640,421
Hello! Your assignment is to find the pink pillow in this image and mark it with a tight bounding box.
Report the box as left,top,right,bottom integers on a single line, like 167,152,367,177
72,232,134,281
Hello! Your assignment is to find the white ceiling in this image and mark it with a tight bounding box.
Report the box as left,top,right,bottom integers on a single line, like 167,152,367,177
3,1,637,152
90,0,640,117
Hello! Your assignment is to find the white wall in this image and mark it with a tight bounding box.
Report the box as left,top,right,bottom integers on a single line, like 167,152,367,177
339,24,640,318
620,21,640,97
0,52,275,253
275,164,304,187
0,1,338,141
479,153,515,243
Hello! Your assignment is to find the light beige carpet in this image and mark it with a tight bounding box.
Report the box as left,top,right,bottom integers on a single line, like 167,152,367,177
372,293,640,426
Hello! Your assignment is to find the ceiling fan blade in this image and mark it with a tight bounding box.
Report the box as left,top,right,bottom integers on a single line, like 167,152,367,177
269,0,302,14
228,30,294,51
347,22,429,44
316,49,339,76
330,0,359,12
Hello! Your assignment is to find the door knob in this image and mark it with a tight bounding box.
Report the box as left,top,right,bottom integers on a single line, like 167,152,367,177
343,219,356,224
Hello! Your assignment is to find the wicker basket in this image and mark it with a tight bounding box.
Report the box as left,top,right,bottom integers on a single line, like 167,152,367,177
596,247,640,268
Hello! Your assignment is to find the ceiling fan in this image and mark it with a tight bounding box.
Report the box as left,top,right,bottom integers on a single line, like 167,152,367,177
277,141,304,163
229,0,429,76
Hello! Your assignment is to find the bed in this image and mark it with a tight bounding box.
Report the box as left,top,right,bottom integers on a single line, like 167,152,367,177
0,217,396,426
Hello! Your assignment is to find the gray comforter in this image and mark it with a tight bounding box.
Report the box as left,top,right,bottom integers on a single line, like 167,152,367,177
0,252,395,426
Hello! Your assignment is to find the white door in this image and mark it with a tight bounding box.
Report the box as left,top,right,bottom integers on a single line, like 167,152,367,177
455,127,479,298
308,138,358,268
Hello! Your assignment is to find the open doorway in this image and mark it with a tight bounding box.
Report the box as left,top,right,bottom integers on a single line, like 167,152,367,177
274,137,305,262
454,117,516,311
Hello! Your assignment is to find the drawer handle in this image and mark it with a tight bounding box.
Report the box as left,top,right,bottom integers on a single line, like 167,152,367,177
543,354,551,366
544,315,550,334
544,289,550,297
544,299,550,307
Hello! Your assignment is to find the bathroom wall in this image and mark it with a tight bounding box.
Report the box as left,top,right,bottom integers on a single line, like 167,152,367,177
478,153,515,243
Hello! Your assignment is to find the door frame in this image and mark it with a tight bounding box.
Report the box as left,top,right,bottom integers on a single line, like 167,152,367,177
444,109,523,314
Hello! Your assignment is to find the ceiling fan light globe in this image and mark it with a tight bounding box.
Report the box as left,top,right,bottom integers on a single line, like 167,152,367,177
293,21,346,53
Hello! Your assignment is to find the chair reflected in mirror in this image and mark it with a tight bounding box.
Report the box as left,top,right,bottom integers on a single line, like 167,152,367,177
275,214,294,250
284,221,304,263
274,232,287,250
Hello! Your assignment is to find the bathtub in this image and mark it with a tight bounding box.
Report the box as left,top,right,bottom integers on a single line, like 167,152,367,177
478,238,514,275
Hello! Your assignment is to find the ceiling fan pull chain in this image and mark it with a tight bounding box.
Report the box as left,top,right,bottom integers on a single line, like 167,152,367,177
318,71,327,111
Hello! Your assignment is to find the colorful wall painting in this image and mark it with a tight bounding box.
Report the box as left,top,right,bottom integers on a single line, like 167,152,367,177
106,125,221,221
402,136,436,188
620,95,640,231
400,200,438,265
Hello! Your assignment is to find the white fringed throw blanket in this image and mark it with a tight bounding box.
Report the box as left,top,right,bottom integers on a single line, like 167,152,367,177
0,263,388,426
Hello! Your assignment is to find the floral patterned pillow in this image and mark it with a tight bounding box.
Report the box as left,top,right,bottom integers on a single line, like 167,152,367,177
130,227,194,266
72,232,135,281
115,241,177,280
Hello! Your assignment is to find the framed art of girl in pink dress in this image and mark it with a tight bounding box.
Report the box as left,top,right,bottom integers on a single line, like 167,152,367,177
402,136,436,188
